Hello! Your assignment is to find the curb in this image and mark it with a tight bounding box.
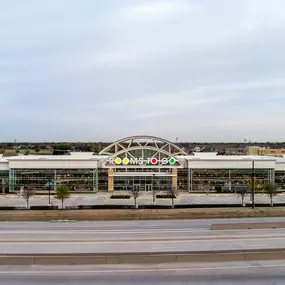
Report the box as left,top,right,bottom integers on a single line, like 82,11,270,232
1,248,285,265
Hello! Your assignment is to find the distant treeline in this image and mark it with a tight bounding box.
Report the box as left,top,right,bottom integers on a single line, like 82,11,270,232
1,141,285,156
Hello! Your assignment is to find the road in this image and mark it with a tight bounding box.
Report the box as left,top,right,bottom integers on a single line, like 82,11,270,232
1,260,285,284
1,218,285,254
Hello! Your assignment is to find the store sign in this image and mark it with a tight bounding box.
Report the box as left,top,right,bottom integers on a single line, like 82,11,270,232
106,156,176,166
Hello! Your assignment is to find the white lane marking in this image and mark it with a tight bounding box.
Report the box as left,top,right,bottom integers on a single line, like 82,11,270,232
1,263,285,275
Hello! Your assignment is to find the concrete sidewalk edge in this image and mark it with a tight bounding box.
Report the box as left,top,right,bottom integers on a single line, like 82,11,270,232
1,248,285,265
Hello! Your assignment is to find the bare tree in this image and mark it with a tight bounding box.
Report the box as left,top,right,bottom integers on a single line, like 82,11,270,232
130,185,141,209
20,186,35,209
234,184,248,207
204,184,211,195
152,181,160,206
167,185,176,209
264,182,278,207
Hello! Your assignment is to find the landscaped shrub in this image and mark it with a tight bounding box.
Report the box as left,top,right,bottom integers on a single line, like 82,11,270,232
156,193,176,199
138,205,172,209
30,205,59,210
78,205,134,209
110,194,131,199
0,206,16,210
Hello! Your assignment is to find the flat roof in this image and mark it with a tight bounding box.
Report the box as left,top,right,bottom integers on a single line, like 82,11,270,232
179,153,277,161
5,152,278,162
0,155,8,162
7,153,109,161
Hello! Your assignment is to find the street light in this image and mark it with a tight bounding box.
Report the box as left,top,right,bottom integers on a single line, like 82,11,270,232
152,173,155,205
48,171,52,206
251,160,255,209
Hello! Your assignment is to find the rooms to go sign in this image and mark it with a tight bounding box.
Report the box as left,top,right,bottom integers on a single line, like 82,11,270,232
107,157,176,165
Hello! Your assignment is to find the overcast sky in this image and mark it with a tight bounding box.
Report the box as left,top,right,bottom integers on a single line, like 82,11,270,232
1,0,285,142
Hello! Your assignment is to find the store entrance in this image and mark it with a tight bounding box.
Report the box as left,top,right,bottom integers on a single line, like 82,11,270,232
113,175,172,192
133,176,153,192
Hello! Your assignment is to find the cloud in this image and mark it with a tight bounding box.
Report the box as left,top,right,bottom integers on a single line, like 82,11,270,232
1,0,285,141
121,1,184,19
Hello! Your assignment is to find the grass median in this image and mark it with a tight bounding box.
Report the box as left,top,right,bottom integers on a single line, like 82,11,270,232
1,207,285,221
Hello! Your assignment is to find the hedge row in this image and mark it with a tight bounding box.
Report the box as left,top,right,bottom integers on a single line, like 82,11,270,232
110,194,131,199
30,205,59,210
78,205,133,209
156,193,176,199
1,203,285,211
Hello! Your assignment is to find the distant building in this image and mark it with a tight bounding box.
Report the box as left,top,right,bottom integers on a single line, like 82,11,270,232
247,146,285,157
193,146,202,152
223,147,246,155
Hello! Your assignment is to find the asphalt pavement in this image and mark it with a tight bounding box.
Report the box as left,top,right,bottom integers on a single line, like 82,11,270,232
1,219,285,254
1,260,285,284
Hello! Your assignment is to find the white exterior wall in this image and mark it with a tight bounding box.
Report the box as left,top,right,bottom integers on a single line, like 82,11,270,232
275,162,285,171
8,159,99,169
3,153,279,171
188,159,275,169
0,161,9,171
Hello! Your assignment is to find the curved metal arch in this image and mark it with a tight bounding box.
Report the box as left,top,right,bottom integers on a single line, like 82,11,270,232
102,145,183,168
104,146,178,160
99,135,186,156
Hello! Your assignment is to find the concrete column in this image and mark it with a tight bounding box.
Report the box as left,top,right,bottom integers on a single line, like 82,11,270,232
189,169,193,192
269,169,275,184
54,169,57,190
172,169,178,192
9,169,15,192
92,169,98,192
187,169,190,192
108,169,114,192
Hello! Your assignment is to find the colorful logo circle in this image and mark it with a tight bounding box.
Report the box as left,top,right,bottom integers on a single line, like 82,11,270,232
169,157,176,165
123,158,129,165
151,157,158,164
115,157,122,164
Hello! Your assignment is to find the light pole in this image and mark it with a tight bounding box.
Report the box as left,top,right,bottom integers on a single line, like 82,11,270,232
48,171,52,206
152,173,155,205
251,160,255,209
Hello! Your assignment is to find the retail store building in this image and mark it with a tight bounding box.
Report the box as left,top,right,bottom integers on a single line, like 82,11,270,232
1,136,285,193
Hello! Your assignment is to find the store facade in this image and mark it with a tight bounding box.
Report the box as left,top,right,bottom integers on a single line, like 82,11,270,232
1,136,285,193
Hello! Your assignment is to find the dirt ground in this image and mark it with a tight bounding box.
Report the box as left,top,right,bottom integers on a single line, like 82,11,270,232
1,207,285,221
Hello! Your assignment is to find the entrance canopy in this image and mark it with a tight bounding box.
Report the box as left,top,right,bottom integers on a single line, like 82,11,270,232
99,135,186,168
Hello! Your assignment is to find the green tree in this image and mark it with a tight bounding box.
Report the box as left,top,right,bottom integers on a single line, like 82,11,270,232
53,143,71,155
264,182,278,206
34,147,40,153
55,184,70,209
97,142,103,153
0,149,5,154
90,144,96,153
